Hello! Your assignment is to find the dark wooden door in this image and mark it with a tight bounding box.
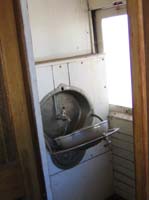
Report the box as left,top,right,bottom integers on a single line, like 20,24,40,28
0,1,44,199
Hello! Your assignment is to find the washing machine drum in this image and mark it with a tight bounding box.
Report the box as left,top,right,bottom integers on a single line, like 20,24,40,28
40,84,93,139
40,84,93,169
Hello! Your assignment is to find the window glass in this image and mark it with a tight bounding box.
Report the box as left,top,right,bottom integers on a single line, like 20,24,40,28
102,14,132,108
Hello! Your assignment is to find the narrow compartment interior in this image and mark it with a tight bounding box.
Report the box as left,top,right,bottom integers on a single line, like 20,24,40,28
26,0,135,199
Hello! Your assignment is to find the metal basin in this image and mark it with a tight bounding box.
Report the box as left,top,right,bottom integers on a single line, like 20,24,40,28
40,84,93,139
54,120,109,149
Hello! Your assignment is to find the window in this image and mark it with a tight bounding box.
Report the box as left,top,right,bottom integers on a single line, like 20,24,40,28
102,14,132,108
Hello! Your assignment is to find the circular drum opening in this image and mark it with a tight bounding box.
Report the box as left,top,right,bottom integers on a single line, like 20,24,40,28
40,84,93,169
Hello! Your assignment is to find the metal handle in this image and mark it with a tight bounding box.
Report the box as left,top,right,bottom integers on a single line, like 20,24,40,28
105,128,119,137
102,128,119,147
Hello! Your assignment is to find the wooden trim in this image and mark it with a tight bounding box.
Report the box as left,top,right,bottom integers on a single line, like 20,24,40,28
12,0,47,199
0,0,46,199
0,41,18,164
141,0,149,197
127,1,149,199
18,0,53,199
14,0,53,199
0,162,25,199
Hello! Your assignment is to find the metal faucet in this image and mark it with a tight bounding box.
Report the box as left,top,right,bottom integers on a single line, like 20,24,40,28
56,107,71,122
56,107,71,135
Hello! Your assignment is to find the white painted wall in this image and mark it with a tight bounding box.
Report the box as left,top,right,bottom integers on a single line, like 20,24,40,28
36,55,114,200
69,57,109,119
27,0,92,61
88,0,126,10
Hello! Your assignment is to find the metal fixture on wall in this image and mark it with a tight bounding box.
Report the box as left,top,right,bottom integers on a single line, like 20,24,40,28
40,84,119,169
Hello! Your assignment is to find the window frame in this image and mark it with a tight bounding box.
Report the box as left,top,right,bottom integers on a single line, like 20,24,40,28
92,5,127,54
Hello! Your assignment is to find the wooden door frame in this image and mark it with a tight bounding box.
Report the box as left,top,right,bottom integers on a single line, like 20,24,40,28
12,0,149,199
127,1,149,200
10,0,53,200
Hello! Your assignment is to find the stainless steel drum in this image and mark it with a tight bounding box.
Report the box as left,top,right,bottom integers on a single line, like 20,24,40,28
40,84,93,139
40,84,119,169
40,84,94,169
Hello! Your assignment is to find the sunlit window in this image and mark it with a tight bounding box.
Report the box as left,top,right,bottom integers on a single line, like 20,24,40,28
102,14,132,108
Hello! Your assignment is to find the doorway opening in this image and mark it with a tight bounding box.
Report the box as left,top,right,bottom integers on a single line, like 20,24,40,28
18,2,138,199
